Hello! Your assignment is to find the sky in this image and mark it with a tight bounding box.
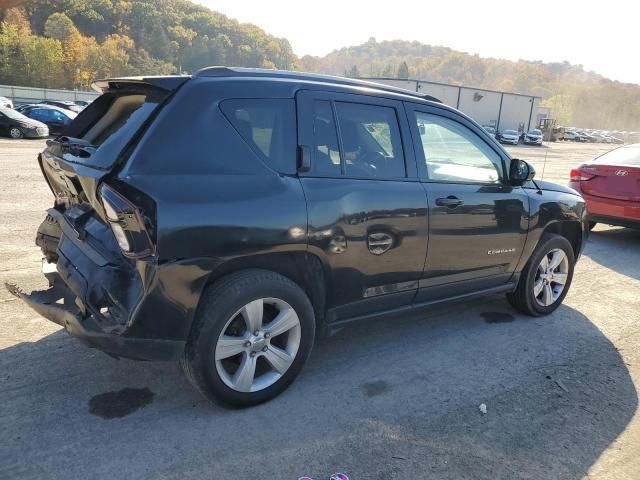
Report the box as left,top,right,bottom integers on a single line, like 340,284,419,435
195,0,639,85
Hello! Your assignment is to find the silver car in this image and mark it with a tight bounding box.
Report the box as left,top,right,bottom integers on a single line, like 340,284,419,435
498,129,520,145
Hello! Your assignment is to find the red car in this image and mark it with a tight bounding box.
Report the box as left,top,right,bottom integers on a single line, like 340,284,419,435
569,144,640,229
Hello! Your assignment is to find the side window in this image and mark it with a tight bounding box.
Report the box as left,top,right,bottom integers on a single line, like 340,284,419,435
414,112,502,184
220,98,296,174
30,109,46,121
335,102,405,178
311,100,342,176
52,110,65,122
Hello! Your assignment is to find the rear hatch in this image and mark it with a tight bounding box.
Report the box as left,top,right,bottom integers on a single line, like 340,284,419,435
39,76,188,213
580,146,640,201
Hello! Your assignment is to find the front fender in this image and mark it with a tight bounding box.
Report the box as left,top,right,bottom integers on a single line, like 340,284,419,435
515,189,587,272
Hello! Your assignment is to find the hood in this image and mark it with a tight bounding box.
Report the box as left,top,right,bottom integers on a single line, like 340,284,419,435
17,118,47,129
524,179,581,196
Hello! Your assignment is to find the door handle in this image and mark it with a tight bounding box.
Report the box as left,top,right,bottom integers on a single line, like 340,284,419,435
435,196,464,208
367,232,394,255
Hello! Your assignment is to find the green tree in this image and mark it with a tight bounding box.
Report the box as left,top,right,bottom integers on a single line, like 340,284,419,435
43,12,76,41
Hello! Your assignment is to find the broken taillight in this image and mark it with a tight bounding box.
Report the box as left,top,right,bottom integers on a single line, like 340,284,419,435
99,183,154,257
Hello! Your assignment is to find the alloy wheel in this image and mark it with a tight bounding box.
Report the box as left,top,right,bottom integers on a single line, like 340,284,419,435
9,127,23,139
533,248,569,307
214,297,301,393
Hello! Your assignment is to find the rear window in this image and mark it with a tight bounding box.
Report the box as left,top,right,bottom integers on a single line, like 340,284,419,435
56,88,167,169
595,146,640,166
220,99,296,174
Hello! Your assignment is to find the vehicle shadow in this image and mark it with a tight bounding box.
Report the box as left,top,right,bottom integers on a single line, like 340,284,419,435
583,226,640,281
0,297,636,480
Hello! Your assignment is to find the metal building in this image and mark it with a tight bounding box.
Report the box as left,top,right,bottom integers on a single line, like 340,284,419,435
364,77,547,133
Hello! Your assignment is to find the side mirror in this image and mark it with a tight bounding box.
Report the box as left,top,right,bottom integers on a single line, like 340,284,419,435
509,158,535,186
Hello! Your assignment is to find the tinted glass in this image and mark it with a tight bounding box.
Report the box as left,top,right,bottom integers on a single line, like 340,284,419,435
51,110,66,122
310,100,341,176
31,109,51,121
221,99,296,174
414,112,502,183
334,102,405,178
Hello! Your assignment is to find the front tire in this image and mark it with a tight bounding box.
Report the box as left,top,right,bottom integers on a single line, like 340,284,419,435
507,233,575,316
181,269,315,407
9,127,23,139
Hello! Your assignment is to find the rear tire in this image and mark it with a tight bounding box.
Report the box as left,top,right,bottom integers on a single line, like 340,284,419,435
9,127,23,139
507,233,575,316
181,269,315,407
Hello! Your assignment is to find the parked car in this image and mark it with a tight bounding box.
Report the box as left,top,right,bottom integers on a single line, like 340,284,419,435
0,96,13,109
482,125,496,136
40,100,83,113
7,68,588,407
74,100,93,108
605,135,624,144
496,129,520,145
20,105,77,136
590,132,607,143
14,103,35,113
569,144,640,230
563,130,583,142
578,131,597,143
0,106,49,138
523,129,543,145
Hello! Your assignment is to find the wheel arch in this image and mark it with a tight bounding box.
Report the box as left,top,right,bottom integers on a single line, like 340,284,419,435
201,252,329,333
541,220,583,258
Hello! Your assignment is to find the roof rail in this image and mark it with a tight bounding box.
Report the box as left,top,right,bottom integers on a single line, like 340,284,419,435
194,66,441,103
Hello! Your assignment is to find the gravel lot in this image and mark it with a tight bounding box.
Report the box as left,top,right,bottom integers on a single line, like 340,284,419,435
1,139,638,480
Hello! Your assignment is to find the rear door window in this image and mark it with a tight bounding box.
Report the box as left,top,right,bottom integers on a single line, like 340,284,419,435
221,99,297,175
310,100,342,176
334,102,405,178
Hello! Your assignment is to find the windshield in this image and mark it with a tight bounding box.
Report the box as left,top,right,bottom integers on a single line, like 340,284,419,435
529,129,542,135
0,107,30,121
595,145,640,166
504,130,518,135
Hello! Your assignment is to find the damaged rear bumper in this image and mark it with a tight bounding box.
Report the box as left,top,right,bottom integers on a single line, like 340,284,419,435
6,277,185,361
10,204,219,361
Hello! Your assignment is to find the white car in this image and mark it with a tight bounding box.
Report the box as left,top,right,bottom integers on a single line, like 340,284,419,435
497,129,520,145
564,131,581,141
523,129,543,145
0,96,13,109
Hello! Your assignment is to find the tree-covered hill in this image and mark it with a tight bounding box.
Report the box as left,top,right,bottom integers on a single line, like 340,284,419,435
0,0,295,89
1,3,639,129
300,38,640,130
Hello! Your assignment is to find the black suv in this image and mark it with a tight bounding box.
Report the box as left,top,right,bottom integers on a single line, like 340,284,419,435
8,68,588,406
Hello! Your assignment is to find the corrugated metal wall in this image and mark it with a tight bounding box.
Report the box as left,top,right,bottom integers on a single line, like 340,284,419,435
365,77,546,132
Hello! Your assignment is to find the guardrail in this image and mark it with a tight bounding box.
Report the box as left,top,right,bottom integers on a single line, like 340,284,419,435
0,84,100,105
